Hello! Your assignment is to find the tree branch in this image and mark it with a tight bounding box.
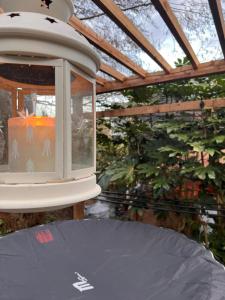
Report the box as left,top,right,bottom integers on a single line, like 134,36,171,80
78,2,153,21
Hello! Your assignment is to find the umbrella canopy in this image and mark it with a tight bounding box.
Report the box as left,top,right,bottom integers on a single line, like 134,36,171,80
0,219,224,300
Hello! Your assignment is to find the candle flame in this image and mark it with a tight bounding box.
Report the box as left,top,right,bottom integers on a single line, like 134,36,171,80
8,116,55,127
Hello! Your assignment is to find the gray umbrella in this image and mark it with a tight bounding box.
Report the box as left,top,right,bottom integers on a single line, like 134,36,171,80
0,219,224,300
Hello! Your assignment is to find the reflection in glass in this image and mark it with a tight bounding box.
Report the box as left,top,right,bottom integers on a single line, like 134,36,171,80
0,89,12,169
71,72,94,170
0,63,56,173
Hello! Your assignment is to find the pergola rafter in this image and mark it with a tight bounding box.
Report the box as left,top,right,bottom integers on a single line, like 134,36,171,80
96,76,107,86
151,0,200,69
91,0,172,73
100,63,126,82
208,0,225,58
69,16,147,78
97,59,225,93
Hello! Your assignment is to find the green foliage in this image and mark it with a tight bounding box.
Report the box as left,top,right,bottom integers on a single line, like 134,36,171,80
207,227,225,263
175,57,191,67
0,218,4,235
0,218,12,236
97,67,225,264
120,58,225,108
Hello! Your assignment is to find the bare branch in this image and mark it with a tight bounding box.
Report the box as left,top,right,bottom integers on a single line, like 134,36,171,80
78,2,153,21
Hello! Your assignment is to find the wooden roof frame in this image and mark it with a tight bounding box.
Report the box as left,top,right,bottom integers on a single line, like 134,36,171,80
0,1,225,95
97,98,225,118
69,16,147,78
97,59,225,93
71,0,225,94
91,0,172,73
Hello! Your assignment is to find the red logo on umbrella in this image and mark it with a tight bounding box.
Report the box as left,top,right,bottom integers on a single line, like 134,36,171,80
35,229,54,244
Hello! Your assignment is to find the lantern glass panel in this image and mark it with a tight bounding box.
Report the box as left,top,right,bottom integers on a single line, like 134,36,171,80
0,63,56,173
71,72,94,170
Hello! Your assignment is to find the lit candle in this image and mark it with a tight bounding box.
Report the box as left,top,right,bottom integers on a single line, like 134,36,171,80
8,117,55,172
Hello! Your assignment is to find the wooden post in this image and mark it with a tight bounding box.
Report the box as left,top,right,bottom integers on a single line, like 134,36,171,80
73,202,85,220
18,90,24,112
11,89,17,117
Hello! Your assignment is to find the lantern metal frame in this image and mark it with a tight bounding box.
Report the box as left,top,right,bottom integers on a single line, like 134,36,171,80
64,60,96,181
0,0,101,212
0,55,100,212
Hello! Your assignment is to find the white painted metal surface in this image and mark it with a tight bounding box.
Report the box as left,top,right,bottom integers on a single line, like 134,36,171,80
0,0,74,22
0,175,101,213
0,12,100,76
0,0,101,212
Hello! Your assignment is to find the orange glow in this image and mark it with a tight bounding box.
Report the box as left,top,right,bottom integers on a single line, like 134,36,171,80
8,116,55,127
8,116,55,172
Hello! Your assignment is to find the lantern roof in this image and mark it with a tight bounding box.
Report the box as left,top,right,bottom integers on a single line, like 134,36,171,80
0,11,100,76
0,0,74,22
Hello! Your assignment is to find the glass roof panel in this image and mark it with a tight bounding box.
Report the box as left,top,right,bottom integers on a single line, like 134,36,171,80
222,0,225,20
168,0,223,63
74,0,101,19
74,0,223,72
74,0,163,73
95,49,134,77
123,0,186,67
85,16,162,73
97,71,115,81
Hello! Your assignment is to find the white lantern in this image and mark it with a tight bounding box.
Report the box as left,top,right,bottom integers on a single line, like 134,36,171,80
0,0,101,212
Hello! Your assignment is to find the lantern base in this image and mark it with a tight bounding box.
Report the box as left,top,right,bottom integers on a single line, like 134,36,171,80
0,175,101,213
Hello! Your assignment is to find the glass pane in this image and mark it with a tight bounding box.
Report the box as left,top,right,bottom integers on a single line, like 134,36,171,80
95,49,134,77
75,0,184,71
0,89,12,171
223,0,225,20
0,63,56,173
71,72,94,170
124,1,186,68
168,0,223,63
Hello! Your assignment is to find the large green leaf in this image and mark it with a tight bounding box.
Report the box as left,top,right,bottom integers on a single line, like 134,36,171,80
189,142,205,152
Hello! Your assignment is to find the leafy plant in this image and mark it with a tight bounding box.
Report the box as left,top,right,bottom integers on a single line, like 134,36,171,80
97,65,225,264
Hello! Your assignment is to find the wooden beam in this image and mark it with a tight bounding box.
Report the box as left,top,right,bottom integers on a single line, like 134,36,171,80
92,0,172,73
97,59,225,94
208,0,225,58
11,89,17,117
73,202,85,220
100,63,126,82
151,0,200,69
20,88,55,96
0,79,14,90
0,75,54,91
96,76,107,86
97,98,225,118
17,90,24,112
69,16,146,78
